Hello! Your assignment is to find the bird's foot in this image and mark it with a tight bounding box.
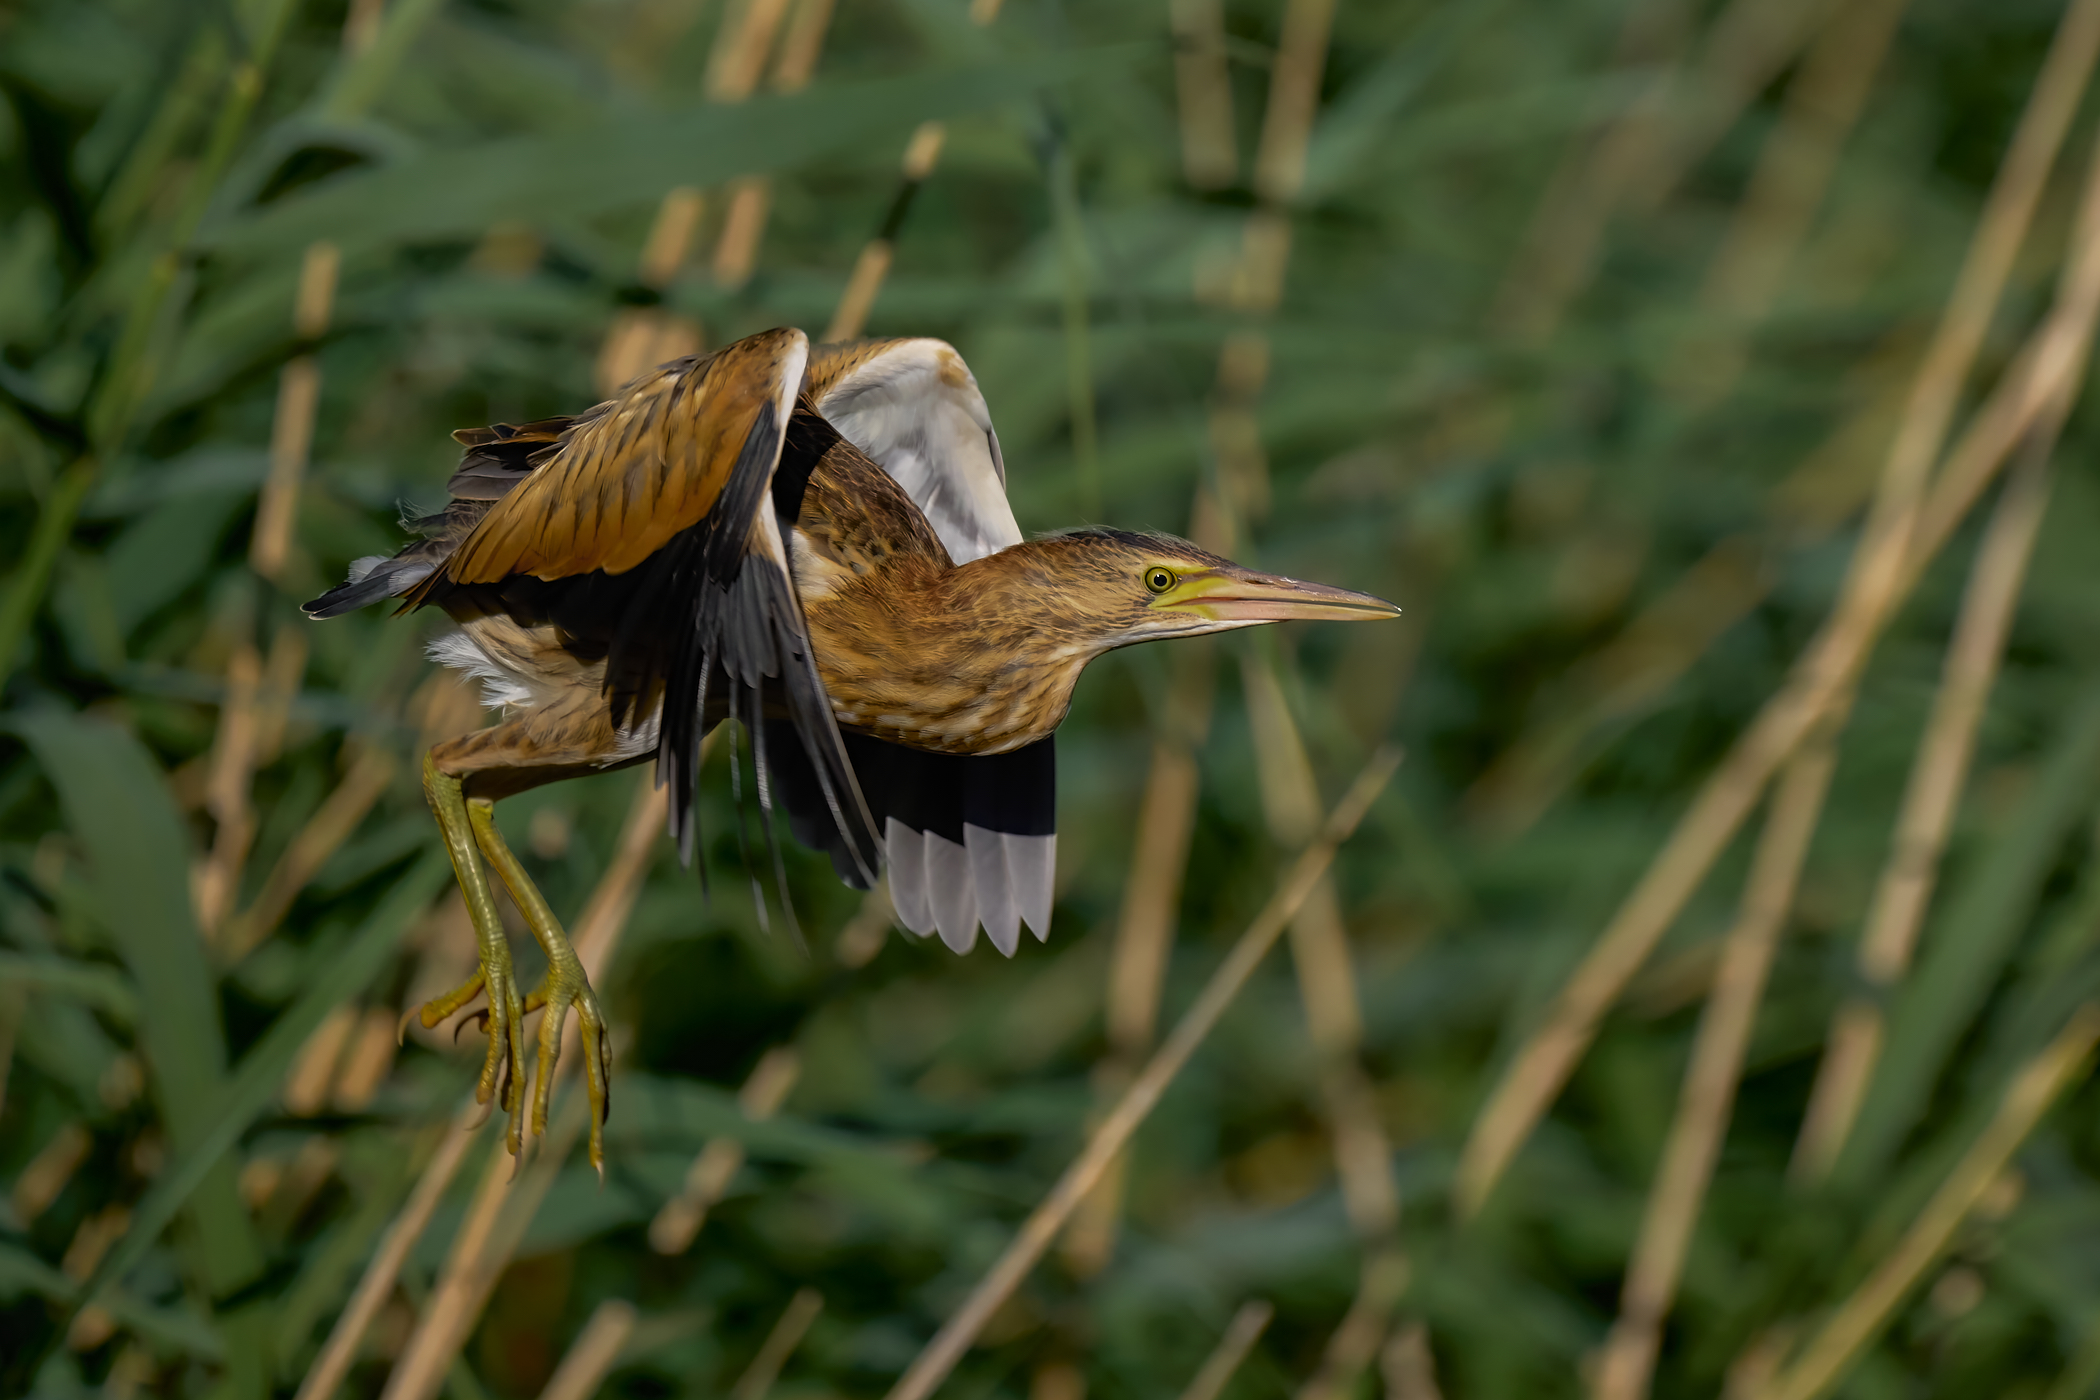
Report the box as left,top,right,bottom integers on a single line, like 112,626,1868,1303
520,959,611,1175
416,953,528,1156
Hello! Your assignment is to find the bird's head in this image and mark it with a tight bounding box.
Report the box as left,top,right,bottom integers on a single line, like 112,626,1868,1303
991,528,1400,651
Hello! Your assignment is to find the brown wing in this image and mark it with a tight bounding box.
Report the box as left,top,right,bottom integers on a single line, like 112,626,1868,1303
442,327,810,584
392,327,879,887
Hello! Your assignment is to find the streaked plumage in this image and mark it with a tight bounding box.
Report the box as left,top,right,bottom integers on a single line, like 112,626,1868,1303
307,328,1398,1164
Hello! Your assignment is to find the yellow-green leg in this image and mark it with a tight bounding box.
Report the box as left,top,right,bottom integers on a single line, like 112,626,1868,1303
466,798,611,1174
418,753,528,1156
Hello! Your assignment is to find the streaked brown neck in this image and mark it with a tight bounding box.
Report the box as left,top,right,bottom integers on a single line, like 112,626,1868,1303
790,446,1107,754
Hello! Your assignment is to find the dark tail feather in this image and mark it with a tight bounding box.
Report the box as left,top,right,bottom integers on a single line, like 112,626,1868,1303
749,693,804,952
303,555,438,619
725,687,770,936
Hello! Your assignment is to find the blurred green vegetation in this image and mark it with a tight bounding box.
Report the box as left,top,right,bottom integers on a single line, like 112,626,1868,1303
8,0,2100,1397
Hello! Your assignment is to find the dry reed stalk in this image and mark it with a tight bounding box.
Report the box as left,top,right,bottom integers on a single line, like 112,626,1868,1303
1070,0,1339,1274
1380,1321,1444,1400
834,882,895,968
822,0,1000,341
221,743,397,961
709,0,836,289
1292,1245,1410,1400
1174,1301,1273,1400
292,1108,476,1400
1029,1361,1085,1400
252,239,341,582
728,1288,823,1400
285,1004,358,1117
1243,654,1398,1232
1250,0,1335,206
1244,647,1402,1396
881,750,1400,1400
196,638,262,937
702,0,803,289
256,624,310,764
1061,645,1213,1275
1791,444,2059,1183
1751,1004,2100,1400
333,1005,403,1110
382,1091,589,1400
537,1300,637,1400
1470,0,2100,837
597,188,707,396
1671,0,1910,406
12,1122,91,1225
1168,0,1235,190
823,121,948,342
1453,13,2100,1214
1590,734,1841,1400
648,1045,801,1254
342,0,386,56
704,0,794,101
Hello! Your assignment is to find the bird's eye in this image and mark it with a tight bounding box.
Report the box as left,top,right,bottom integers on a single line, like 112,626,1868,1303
1144,567,1176,594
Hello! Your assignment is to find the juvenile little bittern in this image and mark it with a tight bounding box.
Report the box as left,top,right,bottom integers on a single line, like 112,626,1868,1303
308,328,1398,1166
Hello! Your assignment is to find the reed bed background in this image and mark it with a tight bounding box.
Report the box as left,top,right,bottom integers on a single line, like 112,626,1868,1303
5,0,2100,1396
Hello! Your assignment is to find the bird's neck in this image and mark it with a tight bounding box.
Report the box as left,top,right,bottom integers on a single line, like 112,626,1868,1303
792,460,1108,754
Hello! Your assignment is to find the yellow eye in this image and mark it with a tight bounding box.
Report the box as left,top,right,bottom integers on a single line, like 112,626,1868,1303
1144,567,1176,594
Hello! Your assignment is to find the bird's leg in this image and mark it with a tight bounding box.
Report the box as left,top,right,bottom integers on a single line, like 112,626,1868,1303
418,753,528,1155
464,799,611,1174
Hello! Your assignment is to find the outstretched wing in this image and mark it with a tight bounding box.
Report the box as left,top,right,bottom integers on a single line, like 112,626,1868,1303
408,329,880,885
807,338,1022,564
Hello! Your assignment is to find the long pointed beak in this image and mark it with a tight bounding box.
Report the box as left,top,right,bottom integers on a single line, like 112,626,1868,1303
1155,568,1401,624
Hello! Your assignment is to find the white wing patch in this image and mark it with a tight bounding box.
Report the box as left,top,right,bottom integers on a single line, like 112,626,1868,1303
886,817,1054,957
816,339,1023,565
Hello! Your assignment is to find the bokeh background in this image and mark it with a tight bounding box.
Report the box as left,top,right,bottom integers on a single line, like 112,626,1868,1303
9,0,2100,1396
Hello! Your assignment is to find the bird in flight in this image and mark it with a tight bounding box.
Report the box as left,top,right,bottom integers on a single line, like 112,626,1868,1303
307,328,1398,1168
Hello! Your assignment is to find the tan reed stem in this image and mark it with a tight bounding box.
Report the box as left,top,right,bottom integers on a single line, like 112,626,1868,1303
293,1104,479,1400
1752,1004,2100,1400
1168,0,1235,189
881,750,1401,1400
376,1117,522,1400
709,0,839,291
729,1288,824,1400
1251,0,1336,206
822,4,998,340
1068,0,1334,1269
221,743,396,961
1453,15,2100,1215
1293,1244,1411,1400
252,240,341,582
537,1300,637,1400
196,638,262,937
597,188,708,395
704,0,794,102
1591,733,1841,1400
1792,439,2060,1183
1244,652,1397,1239
648,1044,801,1254
1380,1321,1445,1400
1061,644,1213,1276
1174,1301,1273,1400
